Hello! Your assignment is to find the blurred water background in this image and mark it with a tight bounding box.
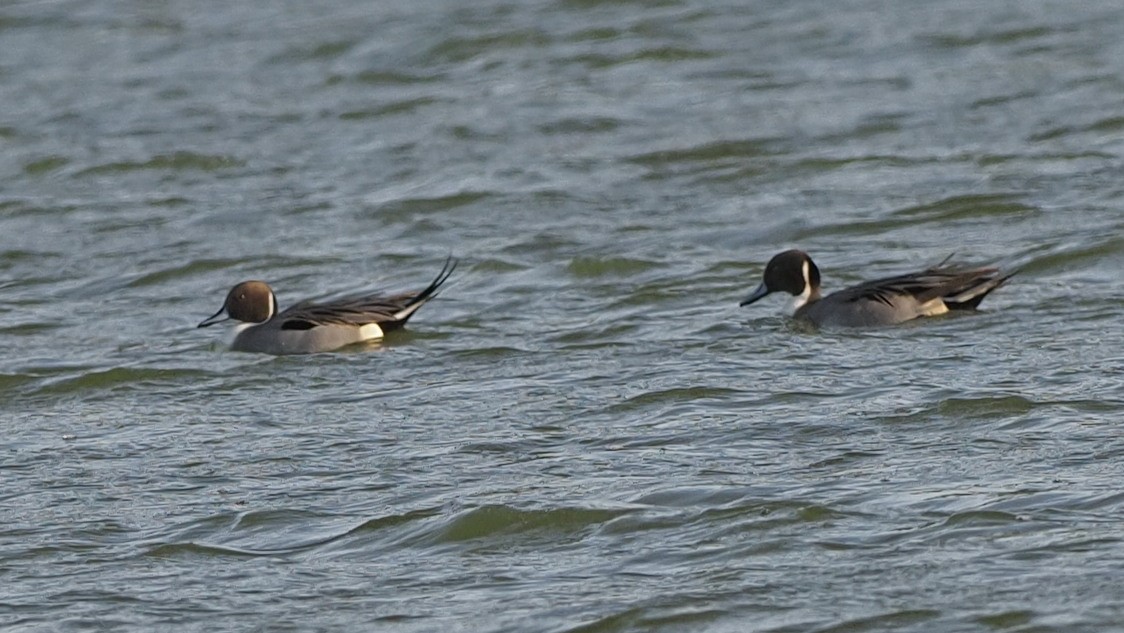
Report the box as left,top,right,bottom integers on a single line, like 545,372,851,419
2,0,1124,631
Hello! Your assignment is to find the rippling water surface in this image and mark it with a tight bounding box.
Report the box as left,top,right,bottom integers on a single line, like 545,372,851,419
3,0,1124,631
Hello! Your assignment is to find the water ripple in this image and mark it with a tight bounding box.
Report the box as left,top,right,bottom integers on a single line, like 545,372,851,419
2,0,1124,631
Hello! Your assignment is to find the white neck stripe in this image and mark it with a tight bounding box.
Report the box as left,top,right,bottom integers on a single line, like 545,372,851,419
790,259,814,312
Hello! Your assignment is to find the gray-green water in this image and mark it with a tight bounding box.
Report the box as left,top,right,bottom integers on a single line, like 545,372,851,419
3,1,1124,631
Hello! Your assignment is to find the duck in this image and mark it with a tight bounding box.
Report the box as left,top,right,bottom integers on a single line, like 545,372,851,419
198,257,456,354
739,250,1015,327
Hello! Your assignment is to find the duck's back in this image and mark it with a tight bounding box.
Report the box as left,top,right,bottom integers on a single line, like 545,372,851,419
794,263,1009,327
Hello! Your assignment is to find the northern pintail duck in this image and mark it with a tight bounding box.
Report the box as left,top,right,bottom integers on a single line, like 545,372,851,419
739,250,1015,327
198,257,456,354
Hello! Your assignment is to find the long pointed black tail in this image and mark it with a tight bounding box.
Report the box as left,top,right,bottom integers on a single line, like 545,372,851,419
946,269,1018,311
391,256,458,324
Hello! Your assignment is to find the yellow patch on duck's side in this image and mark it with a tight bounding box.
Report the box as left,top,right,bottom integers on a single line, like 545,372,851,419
358,323,385,341
917,298,949,317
